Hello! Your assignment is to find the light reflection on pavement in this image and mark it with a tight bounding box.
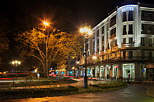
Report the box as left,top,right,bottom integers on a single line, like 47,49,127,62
0,84,154,102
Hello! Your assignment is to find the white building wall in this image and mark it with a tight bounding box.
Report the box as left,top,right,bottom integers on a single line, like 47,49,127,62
99,27,102,53
86,4,154,81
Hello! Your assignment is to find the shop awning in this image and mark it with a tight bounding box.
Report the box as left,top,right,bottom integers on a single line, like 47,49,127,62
145,64,154,68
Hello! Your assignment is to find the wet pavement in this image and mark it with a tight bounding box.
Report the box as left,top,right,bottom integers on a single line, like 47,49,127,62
0,84,154,102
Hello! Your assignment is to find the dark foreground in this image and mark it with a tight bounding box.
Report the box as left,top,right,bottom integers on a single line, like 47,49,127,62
0,84,154,102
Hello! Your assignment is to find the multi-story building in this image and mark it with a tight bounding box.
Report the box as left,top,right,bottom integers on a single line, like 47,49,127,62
80,3,154,81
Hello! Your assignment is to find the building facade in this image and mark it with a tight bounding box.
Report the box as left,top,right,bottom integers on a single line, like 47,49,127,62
80,3,154,81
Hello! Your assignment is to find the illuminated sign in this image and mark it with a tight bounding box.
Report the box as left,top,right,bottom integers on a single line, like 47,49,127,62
122,6,134,12
120,5,137,12
115,66,119,68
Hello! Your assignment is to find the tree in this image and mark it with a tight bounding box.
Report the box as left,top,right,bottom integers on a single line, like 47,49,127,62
17,27,81,78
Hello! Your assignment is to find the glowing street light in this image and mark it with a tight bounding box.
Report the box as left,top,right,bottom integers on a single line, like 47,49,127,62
11,60,21,66
42,21,50,27
92,55,97,60
10,60,21,73
79,26,92,38
79,25,92,88
76,61,80,64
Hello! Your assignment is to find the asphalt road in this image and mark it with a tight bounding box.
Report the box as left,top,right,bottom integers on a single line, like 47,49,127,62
0,84,154,102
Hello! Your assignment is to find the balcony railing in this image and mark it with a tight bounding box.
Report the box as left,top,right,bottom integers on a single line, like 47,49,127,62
103,56,154,62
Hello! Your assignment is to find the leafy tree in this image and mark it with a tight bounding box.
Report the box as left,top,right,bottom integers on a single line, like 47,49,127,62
17,27,81,78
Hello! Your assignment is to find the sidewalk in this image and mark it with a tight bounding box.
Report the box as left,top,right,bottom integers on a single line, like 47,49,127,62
143,82,154,98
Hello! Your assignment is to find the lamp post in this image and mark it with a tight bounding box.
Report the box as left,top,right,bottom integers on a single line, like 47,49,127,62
79,26,92,88
11,60,21,72
10,60,21,86
76,61,80,78
72,67,75,78
42,20,50,78
92,55,97,78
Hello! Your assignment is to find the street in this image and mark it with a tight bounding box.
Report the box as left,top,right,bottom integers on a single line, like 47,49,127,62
0,84,154,102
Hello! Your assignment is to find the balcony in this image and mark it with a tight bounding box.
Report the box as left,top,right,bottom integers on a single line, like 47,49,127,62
103,56,154,63
111,46,119,52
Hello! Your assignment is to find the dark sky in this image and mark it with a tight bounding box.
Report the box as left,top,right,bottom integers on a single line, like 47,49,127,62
1,0,154,33
0,0,154,70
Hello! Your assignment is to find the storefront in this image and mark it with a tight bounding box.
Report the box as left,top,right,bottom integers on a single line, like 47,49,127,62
145,64,154,81
100,66,105,78
122,63,135,80
105,65,111,78
112,65,119,78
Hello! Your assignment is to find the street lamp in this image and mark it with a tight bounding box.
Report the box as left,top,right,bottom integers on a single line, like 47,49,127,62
92,55,97,78
42,20,50,78
11,60,21,67
42,21,50,27
76,61,80,78
79,26,92,88
76,61,80,65
92,55,97,60
11,60,21,72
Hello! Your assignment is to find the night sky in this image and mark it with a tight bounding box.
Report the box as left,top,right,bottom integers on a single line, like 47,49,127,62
0,0,154,71
1,0,154,34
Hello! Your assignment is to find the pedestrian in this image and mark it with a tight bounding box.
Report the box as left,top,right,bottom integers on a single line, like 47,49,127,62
107,74,110,80
127,73,130,83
